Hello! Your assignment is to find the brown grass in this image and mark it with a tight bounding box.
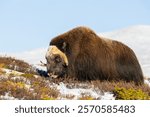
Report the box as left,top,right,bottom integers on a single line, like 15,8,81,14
91,80,150,95
1,73,150,99
78,95,96,100
49,77,150,97
0,56,150,100
61,94,75,100
0,56,36,74
0,68,5,75
0,74,60,100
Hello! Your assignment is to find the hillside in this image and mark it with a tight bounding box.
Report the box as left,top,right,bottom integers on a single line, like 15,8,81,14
1,25,149,77
0,25,150,100
0,56,150,100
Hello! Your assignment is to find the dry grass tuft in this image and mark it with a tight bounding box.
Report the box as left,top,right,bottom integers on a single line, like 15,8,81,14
0,56,36,74
91,80,150,95
0,75,60,100
78,93,96,100
61,94,75,100
0,68,6,75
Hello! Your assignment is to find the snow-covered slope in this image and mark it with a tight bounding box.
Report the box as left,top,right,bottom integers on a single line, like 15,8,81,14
101,25,150,77
0,67,115,100
1,25,150,76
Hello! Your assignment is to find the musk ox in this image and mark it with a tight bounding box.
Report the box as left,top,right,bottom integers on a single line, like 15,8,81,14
45,26,144,85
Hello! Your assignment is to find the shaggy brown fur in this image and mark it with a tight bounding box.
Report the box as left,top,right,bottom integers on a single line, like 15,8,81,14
49,26,144,85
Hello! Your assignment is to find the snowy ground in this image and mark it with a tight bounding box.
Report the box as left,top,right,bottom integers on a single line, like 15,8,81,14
56,82,115,100
0,25,150,100
0,68,115,100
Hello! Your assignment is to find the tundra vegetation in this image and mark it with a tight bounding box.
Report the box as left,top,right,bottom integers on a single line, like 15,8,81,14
0,56,150,100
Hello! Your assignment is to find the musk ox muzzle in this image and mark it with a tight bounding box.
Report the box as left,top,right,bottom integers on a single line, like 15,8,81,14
45,45,68,77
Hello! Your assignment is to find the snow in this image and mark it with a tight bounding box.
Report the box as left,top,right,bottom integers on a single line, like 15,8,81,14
1,67,116,100
100,92,115,100
2,68,24,76
0,92,18,100
144,78,150,87
57,83,100,99
56,82,115,100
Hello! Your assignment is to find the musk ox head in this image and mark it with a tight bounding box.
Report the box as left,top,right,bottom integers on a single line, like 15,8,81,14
45,45,68,77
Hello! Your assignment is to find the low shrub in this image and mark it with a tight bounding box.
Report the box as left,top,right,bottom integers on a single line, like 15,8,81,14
0,75,60,100
21,73,35,79
78,93,95,100
0,56,36,74
113,87,150,100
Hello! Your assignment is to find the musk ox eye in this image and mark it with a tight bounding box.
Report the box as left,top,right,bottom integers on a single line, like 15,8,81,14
54,55,61,63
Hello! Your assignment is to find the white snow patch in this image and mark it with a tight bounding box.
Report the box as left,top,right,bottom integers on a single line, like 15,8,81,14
144,78,150,87
56,82,115,100
0,92,18,100
2,68,24,76
100,92,115,100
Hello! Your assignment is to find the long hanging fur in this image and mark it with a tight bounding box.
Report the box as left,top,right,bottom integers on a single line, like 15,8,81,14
49,26,144,85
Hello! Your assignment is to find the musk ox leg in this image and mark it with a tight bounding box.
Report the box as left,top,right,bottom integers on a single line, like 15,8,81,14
116,56,144,85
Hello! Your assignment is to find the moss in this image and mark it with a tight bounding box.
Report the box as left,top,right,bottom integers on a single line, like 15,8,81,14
3,81,26,90
79,95,95,100
9,73,16,77
41,95,56,100
21,73,35,79
15,82,26,88
113,87,150,100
